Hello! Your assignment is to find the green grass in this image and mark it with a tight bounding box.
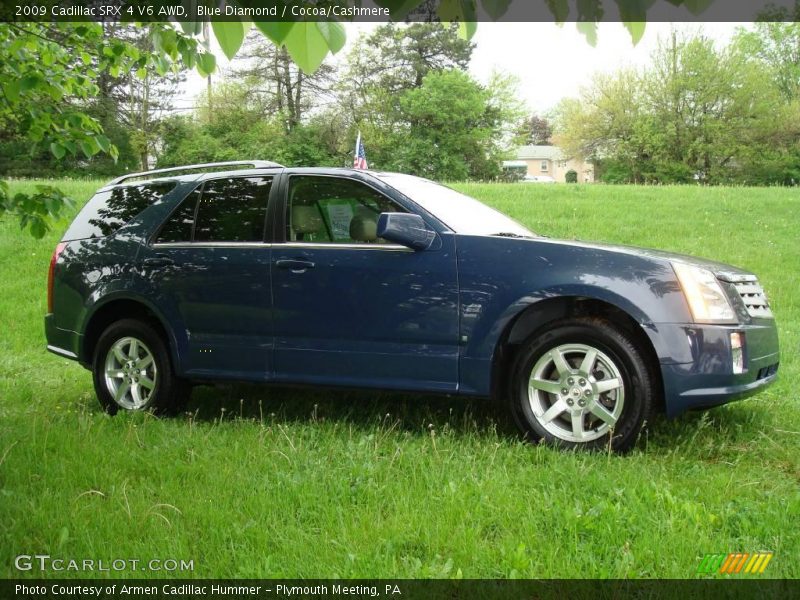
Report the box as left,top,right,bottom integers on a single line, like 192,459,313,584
1,180,798,579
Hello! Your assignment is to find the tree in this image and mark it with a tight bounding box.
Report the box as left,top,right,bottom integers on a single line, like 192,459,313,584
390,69,516,180
166,19,520,181
0,1,757,237
156,81,344,170
0,22,202,237
0,19,351,238
352,22,473,94
732,12,800,184
339,22,474,141
554,69,650,182
518,114,554,145
335,22,477,169
733,7,800,102
229,30,337,133
555,31,790,184
103,24,186,170
0,23,184,176
642,32,783,183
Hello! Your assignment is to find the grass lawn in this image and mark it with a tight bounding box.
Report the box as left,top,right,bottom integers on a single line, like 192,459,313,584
0,179,798,579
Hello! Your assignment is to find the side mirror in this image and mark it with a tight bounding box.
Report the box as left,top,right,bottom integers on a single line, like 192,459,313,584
377,213,435,251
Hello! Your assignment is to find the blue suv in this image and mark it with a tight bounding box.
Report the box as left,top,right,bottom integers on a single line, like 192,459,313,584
45,161,780,451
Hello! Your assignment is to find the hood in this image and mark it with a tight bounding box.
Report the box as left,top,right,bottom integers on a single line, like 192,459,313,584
534,237,758,283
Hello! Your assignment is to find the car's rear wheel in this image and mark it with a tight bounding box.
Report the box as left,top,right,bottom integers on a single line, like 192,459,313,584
508,317,655,452
92,319,189,416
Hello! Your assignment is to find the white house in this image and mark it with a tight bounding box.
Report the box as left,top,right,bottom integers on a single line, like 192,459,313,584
508,145,594,183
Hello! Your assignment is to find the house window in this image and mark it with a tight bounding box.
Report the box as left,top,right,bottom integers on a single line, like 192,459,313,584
540,160,548,172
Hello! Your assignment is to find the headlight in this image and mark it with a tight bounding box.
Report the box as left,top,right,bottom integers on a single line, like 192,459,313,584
672,262,736,323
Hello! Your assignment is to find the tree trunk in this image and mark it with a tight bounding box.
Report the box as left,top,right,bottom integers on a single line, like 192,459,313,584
140,73,150,170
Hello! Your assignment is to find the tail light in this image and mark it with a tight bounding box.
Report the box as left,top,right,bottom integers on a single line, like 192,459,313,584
47,242,67,313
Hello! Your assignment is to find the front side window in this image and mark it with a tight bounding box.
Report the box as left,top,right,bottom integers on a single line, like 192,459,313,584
155,177,272,243
286,176,405,244
63,181,177,241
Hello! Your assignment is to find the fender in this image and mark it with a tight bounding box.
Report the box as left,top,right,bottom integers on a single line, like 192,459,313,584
458,285,658,396
80,289,187,374
491,283,653,345
454,235,690,396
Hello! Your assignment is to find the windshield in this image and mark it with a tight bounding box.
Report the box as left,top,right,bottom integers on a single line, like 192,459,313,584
377,174,535,237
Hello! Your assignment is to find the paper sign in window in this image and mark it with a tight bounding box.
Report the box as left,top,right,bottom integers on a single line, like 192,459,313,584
322,200,355,241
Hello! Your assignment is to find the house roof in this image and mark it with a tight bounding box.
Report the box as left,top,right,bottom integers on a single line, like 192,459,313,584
515,145,565,160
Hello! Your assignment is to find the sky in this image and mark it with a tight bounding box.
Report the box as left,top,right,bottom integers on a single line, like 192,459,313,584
469,22,745,112
176,21,747,117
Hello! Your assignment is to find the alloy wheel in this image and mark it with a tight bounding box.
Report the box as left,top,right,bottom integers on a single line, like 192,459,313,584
103,336,158,410
527,343,625,443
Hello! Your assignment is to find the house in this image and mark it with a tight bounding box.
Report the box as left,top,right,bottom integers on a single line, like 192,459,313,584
507,145,594,183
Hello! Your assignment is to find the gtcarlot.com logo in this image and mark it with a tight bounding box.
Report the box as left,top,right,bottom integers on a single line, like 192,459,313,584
697,552,773,575
14,554,194,573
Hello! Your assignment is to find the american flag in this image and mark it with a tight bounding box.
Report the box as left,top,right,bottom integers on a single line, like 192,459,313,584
353,132,368,170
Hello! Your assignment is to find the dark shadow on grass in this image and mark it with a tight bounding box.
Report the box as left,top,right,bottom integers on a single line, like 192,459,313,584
644,401,778,449
173,382,778,451
78,380,775,451
183,382,509,440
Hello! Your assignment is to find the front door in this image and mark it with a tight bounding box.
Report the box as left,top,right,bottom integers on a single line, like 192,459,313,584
270,174,460,392
144,175,274,380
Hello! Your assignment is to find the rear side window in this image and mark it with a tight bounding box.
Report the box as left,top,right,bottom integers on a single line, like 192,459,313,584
155,188,200,243
155,176,272,244
62,182,177,241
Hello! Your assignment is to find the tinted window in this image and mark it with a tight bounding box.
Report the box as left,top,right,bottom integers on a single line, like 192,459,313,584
155,188,200,243
287,176,405,244
194,177,271,242
62,182,177,241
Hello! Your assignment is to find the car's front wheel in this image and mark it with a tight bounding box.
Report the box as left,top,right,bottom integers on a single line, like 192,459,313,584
508,317,656,452
92,318,189,416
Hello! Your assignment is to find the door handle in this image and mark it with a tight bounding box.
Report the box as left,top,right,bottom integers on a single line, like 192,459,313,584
275,258,315,272
143,254,175,268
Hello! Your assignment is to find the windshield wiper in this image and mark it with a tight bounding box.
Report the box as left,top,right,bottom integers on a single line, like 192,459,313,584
490,232,532,239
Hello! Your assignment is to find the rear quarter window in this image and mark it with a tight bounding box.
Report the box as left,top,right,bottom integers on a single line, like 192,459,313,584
62,181,177,241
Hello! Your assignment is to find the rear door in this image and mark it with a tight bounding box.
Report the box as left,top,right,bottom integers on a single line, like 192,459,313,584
141,175,274,380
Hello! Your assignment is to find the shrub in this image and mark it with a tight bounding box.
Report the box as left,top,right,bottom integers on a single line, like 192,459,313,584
500,164,526,182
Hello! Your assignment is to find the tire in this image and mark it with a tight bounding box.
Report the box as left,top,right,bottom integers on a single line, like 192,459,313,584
92,318,190,416
508,317,655,452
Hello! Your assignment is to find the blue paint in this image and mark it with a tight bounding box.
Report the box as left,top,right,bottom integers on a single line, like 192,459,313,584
45,167,780,417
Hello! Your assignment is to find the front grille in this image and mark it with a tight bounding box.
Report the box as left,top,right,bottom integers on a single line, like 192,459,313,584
733,281,773,319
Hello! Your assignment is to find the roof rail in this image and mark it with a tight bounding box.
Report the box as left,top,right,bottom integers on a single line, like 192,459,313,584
108,160,284,185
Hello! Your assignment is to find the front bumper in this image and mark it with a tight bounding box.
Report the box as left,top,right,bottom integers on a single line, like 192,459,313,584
648,320,780,417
